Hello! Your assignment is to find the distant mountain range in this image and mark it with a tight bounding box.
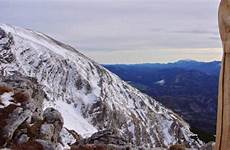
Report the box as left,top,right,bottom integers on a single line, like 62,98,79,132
104,60,221,142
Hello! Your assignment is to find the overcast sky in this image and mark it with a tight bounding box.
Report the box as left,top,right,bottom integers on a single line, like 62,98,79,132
0,0,222,64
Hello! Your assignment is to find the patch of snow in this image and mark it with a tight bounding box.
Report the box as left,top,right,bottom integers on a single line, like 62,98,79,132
0,92,14,108
44,100,97,138
0,37,9,45
161,120,174,145
128,122,135,141
155,79,165,86
60,128,76,149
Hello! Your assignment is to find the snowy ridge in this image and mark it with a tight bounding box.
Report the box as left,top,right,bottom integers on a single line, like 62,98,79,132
0,24,203,148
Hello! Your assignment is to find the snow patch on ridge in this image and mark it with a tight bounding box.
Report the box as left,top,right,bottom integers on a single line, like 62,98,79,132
0,92,14,108
44,100,98,138
0,24,77,58
155,79,165,86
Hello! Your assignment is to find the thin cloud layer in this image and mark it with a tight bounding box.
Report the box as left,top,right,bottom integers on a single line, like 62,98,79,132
0,0,221,63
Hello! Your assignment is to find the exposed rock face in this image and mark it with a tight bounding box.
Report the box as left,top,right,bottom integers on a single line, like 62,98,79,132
42,107,64,144
200,142,215,150
0,75,42,146
83,130,127,146
70,130,141,150
0,75,64,149
0,24,203,148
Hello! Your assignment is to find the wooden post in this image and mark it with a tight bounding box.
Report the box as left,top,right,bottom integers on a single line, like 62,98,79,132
215,0,230,149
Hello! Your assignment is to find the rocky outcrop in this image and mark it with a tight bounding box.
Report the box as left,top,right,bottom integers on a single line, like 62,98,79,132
82,130,127,146
200,142,215,150
70,129,145,150
0,75,64,149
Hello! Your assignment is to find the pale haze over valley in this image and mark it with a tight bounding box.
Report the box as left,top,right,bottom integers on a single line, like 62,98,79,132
0,0,221,64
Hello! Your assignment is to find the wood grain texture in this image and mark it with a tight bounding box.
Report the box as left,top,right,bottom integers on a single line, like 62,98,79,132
215,0,230,149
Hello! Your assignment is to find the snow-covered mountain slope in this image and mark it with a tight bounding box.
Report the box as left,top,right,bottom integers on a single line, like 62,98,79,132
0,24,203,148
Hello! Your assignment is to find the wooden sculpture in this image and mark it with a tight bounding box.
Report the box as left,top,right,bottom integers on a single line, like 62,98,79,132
216,0,230,149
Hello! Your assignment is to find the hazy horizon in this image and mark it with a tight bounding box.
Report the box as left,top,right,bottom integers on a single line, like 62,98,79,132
0,0,222,64
101,59,221,65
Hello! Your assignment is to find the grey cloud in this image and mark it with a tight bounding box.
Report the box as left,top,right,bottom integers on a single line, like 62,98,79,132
0,0,222,63
172,29,218,35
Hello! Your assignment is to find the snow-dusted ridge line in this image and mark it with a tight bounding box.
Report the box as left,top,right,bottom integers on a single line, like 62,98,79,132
0,24,203,148
0,23,80,57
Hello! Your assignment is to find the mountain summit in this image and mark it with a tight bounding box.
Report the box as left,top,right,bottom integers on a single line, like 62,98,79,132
0,24,202,148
